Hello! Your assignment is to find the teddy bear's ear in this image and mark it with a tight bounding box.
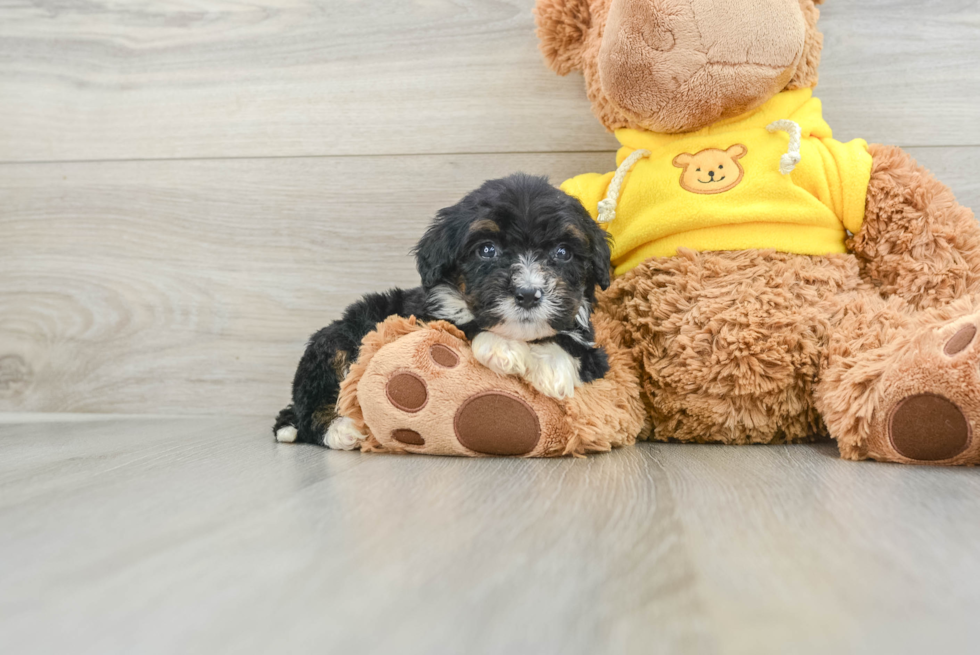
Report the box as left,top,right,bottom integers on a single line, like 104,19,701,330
787,0,825,90
672,153,693,168
726,144,748,160
534,0,592,76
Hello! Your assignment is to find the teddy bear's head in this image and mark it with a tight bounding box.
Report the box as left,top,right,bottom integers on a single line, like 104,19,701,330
535,0,825,134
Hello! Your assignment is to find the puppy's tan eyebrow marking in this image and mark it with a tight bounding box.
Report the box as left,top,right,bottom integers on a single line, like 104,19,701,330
469,220,500,233
564,225,586,241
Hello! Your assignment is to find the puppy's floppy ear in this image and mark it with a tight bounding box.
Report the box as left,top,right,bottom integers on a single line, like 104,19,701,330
413,203,469,289
590,230,613,291
535,0,592,75
576,202,612,291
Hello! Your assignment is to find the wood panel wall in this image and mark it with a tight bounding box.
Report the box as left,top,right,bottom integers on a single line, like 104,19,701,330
1,0,978,416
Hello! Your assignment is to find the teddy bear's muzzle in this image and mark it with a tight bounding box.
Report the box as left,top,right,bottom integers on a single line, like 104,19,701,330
597,0,808,133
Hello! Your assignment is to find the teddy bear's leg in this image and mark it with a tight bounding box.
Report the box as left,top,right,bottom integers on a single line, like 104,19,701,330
358,328,567,457
848,144,980,311
817,291,980,465
340,317,643,457
595,250,871,446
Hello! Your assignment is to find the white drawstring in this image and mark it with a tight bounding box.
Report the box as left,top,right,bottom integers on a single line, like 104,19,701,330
596,148,650,224
766,119,802,174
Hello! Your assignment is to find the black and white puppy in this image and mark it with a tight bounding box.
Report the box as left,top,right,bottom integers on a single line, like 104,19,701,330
273,174,612,449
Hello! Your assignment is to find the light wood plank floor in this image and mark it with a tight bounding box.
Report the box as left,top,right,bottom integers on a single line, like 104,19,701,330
2,416,979,654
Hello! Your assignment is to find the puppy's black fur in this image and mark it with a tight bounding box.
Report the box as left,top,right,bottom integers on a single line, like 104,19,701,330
274,174,612,446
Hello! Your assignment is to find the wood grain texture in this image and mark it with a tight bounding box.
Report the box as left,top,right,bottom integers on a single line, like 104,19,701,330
2,416,978,654
1,0,978,163
1,148,977,417
0,152,613,416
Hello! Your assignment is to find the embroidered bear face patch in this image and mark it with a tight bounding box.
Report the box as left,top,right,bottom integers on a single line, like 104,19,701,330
672,145,748,195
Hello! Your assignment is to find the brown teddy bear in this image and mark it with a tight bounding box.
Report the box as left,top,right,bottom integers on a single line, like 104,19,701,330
337,0,980,465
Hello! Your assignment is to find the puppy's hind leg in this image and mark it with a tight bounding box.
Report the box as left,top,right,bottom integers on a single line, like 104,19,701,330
274,406,299,443
280,324,356,446
279,288,424,447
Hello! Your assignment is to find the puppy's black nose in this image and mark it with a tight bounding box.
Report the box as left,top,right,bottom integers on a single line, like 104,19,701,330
708,170,715,178
515,287,543,310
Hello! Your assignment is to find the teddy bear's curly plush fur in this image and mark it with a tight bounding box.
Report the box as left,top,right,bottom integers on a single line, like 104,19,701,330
336,0,980,464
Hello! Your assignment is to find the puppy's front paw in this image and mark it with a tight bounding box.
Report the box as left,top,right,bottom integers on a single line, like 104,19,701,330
324,416,367,450
525,342,581,400
579,346,610,384
472,332,531,377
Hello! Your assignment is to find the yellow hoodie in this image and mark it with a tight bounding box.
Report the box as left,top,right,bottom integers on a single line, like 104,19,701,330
561,88,873,276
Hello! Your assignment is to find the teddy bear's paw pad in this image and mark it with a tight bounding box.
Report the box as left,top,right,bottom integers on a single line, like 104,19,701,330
944,323,977,356
385,372,428,413
454,391,541,456
888,393,971,462
429,343,459,368
391,428,425,446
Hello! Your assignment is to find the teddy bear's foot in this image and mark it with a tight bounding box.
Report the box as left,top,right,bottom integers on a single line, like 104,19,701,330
352,326,574,457
861,314,980,465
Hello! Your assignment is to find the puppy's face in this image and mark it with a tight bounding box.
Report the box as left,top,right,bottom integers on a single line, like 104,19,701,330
415,175,612,341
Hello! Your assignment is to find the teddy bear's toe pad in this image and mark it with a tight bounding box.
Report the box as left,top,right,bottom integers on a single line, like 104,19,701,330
429,344,459,368
888,393,970,461
454,392,540,456
945,323,977,356
391,428,425,446
385,372,428,412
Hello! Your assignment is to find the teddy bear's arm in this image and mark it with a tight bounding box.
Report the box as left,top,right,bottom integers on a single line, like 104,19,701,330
846,144,980,311
560,171,615,219
813,137,874,236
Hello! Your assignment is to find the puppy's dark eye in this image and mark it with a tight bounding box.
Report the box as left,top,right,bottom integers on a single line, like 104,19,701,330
552,244,572,262
477,242,498,259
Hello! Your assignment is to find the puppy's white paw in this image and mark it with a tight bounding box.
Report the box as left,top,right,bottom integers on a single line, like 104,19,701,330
525,342,581,400
472,332,532,377
275,426,298,443
324,416,367,450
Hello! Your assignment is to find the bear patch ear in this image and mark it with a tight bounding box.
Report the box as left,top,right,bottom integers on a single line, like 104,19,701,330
787,0,824,90
726,144,748,160
534,0,592,76
672,153,694,168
